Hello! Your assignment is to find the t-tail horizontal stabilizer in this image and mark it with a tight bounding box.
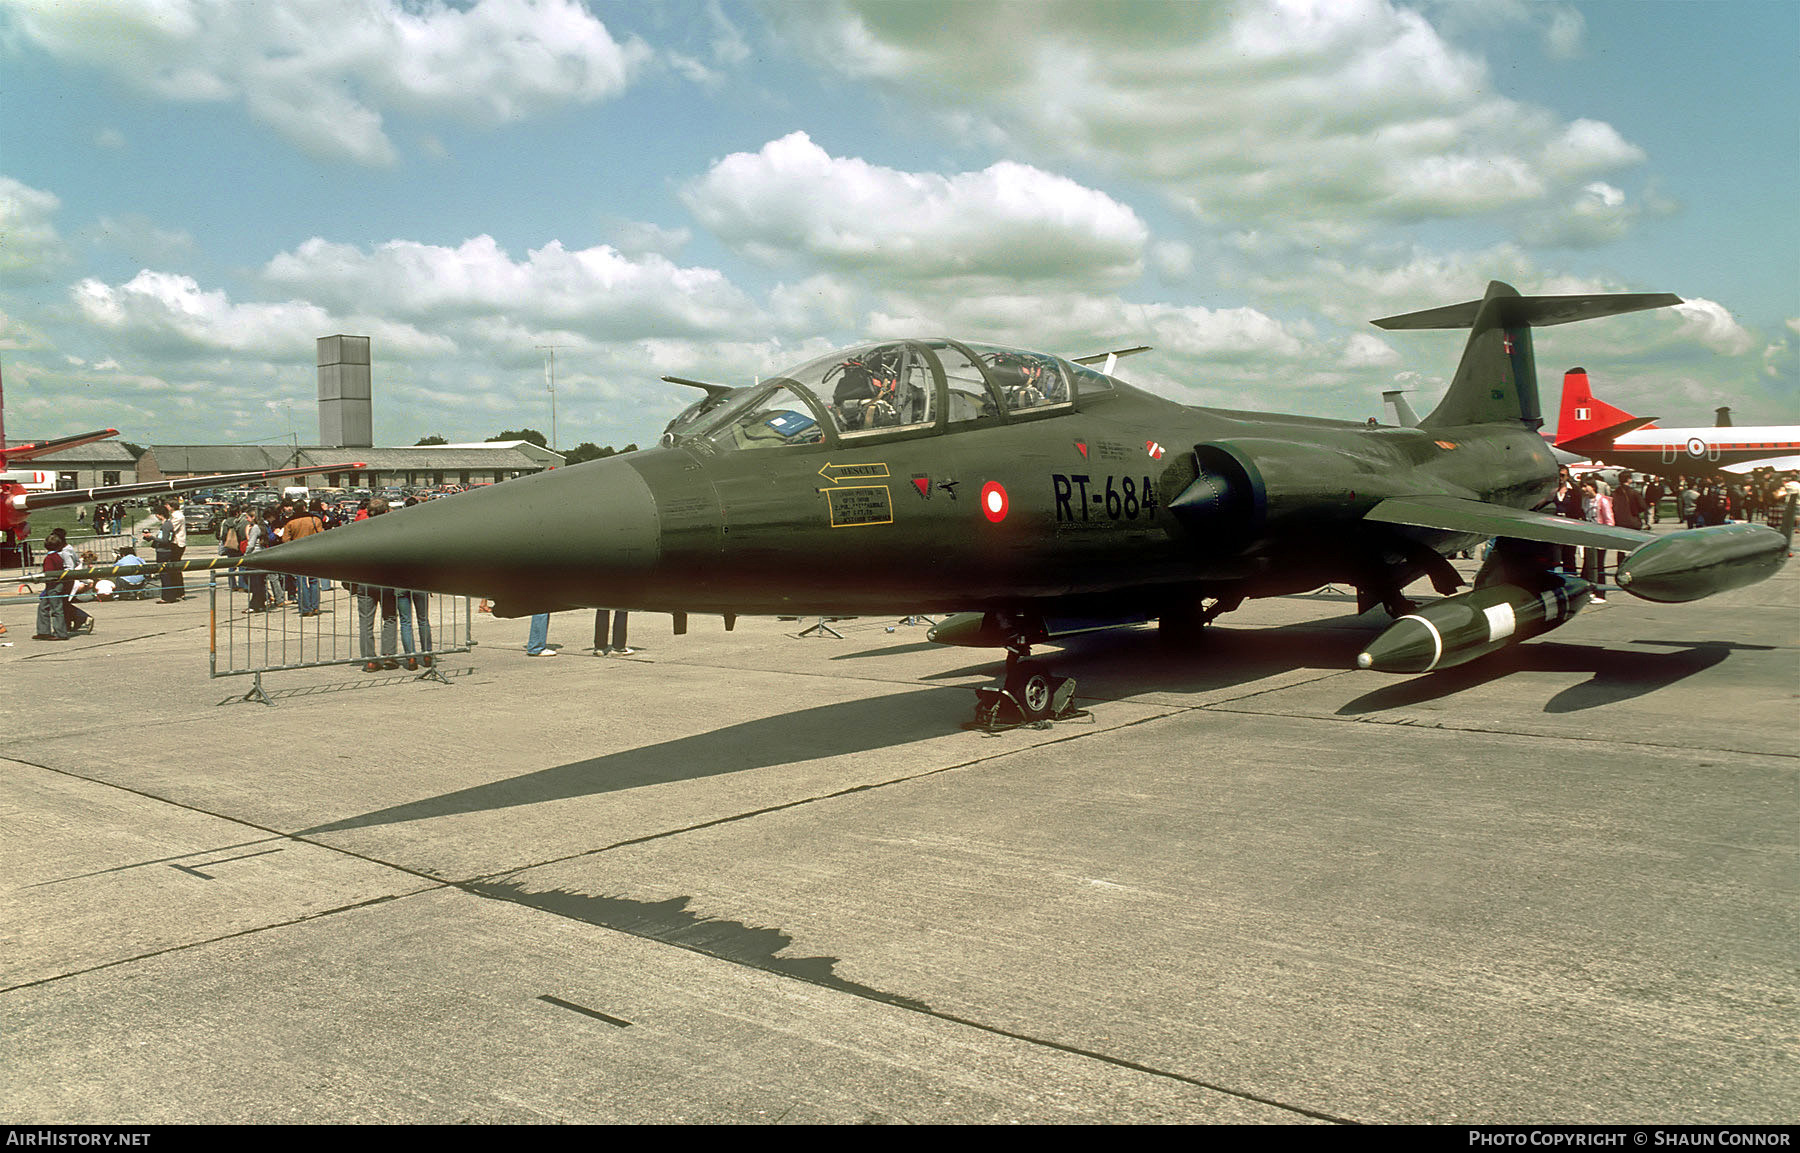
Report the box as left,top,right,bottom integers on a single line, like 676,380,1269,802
1373,282,1681,431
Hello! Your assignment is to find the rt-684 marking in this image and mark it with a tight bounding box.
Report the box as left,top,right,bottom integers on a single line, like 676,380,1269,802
1052,473,1159,523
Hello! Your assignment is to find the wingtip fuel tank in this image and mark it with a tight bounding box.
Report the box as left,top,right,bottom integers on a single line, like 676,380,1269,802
1615,522,1790,603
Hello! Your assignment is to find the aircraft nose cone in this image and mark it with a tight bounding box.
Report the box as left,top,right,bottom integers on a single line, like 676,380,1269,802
256,461,661,611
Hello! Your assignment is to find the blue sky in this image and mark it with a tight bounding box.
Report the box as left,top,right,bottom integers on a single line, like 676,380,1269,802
2,0,1795,453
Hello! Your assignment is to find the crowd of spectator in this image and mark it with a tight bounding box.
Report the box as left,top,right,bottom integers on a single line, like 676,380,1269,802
22,494,438,672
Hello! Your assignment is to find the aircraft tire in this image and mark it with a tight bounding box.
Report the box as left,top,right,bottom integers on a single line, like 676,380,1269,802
1007,660,1055,721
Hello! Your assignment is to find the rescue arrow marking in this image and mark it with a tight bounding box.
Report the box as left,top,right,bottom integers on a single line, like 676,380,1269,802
818,461,890,483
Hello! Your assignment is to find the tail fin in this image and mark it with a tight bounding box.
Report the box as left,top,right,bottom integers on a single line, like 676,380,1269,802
1556,366,1656,439
1373,281,1680,430
1553,367,1662,454
1382,389,1421,427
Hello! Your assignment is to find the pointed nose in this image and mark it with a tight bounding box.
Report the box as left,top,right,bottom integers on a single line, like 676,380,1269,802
255,461,660,611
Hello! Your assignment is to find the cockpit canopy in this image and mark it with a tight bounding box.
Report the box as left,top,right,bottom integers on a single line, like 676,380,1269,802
665,339,1116,452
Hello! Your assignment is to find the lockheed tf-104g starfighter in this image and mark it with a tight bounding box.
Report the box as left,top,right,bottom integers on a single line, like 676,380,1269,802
255,282,1792,724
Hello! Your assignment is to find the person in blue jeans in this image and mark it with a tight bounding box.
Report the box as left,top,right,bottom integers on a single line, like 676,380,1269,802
526,612,556,656
397,589,433,669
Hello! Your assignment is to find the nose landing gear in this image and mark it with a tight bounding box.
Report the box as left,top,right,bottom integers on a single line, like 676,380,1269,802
972,634,1080,731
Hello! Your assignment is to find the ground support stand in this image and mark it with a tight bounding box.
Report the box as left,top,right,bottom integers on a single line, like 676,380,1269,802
416,663,452,685
236,671,275,708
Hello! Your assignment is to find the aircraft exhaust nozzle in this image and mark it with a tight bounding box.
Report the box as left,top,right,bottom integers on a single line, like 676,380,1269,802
1615,522,1789,603
1357,575,1591,673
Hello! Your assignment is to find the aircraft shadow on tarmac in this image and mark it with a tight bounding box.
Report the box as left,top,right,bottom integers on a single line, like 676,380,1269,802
299,686,974,835
298,619,1771,837
830,639,945,660
300,615,1387,835
1335,638,1776,716
924,613,1772,717
920,612,1382,697
464,880,932,1013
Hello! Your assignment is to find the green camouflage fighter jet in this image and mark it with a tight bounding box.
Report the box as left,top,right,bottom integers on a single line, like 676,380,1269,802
256,281,1790,724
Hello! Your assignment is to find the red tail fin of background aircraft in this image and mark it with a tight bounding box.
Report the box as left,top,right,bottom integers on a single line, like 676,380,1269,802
1555,367,1656,445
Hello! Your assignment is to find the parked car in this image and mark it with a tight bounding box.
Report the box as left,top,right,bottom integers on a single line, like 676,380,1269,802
182,501,225,536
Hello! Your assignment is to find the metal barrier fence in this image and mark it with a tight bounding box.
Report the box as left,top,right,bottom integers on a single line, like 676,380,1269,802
6,529,147,578
11,556,474,705
210,571,475,704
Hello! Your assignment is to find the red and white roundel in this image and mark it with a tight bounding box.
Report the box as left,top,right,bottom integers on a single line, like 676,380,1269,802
980,481,1009,522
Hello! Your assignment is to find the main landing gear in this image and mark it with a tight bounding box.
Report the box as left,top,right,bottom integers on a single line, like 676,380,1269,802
973,631,1081,731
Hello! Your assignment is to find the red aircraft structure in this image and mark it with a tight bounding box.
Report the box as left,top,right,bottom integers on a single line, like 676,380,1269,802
1,363,364,563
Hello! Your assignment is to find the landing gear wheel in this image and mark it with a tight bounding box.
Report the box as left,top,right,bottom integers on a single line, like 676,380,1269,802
1007,660,1054,721
968,630,1083,731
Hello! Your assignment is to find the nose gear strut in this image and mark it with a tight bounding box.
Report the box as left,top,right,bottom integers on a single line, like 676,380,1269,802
972,620,1081,730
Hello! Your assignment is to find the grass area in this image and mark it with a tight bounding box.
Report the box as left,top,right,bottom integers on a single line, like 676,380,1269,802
25,507,95,542
13,506,161,572
26,504,161,542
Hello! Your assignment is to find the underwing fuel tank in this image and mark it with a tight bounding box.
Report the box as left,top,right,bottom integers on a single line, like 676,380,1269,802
1615,522,1790,603
1357,574,1591,673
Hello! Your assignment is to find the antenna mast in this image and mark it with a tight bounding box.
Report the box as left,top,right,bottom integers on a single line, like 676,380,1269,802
536,344,569,452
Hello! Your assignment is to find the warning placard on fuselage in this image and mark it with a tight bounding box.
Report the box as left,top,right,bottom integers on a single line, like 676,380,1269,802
825,485,894,527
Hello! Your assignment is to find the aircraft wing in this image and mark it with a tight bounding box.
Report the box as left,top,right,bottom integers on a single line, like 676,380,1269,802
1366,495,1653,551
2,428,121,463
1553,416,1660,457
12,461,368,512
1724,454,1800,474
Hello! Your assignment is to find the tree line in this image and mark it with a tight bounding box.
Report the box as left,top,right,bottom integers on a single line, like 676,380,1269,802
413,430,636,464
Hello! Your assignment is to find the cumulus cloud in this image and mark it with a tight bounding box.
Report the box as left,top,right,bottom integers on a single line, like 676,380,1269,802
1543,6,1586,60
610,221,692,259
73,269,453,357
1538,119,1646,180
1671,298,1755,357
771,0,1648,238
0,174,68,278
1249,244,1540,323
90,214,197,265
681,131,1149,285
1,0,651,165
768,274,861,333
1527,181,1638,248
1342,331,1400,368
856,286,1313,375
1760,334,1795,382
262,234,756,338
1150,240,1195,282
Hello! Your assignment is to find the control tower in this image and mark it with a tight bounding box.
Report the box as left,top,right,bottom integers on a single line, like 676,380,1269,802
317,335,372,449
